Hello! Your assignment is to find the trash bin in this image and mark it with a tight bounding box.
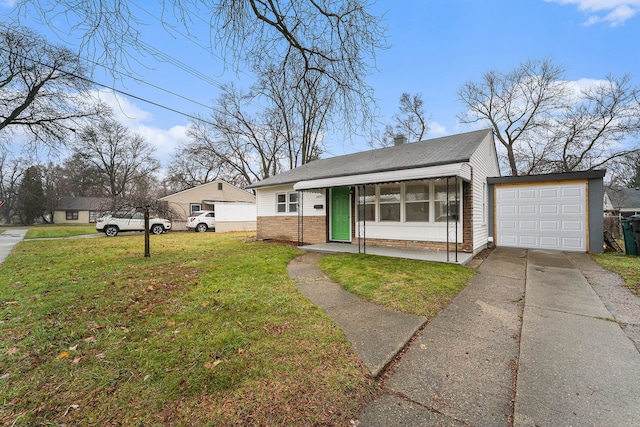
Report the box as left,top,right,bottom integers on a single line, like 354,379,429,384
621,219,637,255
630,215,640,255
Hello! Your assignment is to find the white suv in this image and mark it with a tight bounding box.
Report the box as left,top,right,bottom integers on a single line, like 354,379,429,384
187,210,215,232
96,212,172,237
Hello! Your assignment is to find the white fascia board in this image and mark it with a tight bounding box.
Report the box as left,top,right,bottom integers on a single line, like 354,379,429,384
293,163,471,191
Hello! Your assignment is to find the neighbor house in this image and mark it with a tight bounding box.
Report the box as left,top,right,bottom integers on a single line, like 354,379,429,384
160,180,257,231
605,187,640,218
53,197,110,224
247,129,500,256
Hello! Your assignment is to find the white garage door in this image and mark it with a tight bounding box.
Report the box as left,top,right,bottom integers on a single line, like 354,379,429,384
496,182,587,252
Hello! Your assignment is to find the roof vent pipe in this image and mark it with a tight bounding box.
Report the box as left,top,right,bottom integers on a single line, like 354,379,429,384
394,134,408,146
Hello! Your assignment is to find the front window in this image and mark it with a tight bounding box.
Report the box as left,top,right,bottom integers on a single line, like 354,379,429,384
434,178,459,222
66,211,78,220
190,204,201,213
357,185,376,221
379,184,401,222
405,182,429,222
276,192,298,213
288,192,298,213
356,179,461,224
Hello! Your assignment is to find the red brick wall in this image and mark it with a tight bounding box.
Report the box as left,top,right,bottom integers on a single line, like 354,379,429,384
354,237,472,253
256,215,327,245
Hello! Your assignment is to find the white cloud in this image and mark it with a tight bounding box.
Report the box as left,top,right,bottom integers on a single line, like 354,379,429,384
92,90,153,126
545,0,640,26
428,121,447,136
90,90,187,165
562,77,612,102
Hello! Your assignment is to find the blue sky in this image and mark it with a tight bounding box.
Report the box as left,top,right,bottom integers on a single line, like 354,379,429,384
2,0,640,165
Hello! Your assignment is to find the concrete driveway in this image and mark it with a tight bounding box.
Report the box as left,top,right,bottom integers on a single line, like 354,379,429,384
358,247,640,426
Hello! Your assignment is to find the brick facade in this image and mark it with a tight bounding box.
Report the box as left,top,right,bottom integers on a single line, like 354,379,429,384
256,215,327,245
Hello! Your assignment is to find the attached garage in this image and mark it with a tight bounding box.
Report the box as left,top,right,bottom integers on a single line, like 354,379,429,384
488,171,606,253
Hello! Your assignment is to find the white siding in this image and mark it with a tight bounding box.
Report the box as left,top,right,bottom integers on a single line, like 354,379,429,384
469,133,501,253
215,202,256,222
160,181,255,219
256,185,326,217
356,221,463,243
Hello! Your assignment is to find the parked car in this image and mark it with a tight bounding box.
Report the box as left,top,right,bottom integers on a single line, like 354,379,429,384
187,210,215,232
96,212,172,237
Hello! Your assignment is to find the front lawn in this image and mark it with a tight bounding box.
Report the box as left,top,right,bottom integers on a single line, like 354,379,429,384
318,253,476,318
24,223,98,239
592,252,640,295
0,233,375,426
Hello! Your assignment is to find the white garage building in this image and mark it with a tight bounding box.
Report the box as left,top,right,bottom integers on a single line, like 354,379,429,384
488,170,605,253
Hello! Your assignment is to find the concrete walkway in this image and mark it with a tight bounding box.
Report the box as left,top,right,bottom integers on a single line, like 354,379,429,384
287,252,426,377
289,246,640,426
0,228,27,266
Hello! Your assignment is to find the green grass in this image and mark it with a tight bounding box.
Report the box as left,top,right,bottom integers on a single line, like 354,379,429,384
592,252,640,295
318,253,476,318
0,233,376,426
23,224,98,239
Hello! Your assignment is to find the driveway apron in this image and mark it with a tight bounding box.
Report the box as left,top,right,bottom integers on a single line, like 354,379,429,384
514,249,640,426
0,228,27,266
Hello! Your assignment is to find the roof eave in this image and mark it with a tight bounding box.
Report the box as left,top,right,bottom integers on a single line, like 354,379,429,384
294,162,472,191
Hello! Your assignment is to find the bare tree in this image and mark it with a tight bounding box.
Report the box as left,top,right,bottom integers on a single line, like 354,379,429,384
391,92,429,142
458,58,569,176
369,92,429,148
536,75,640,174
459,59,640,176
163,141,244,192
15,0,386,131
0,24,104,150
255,61,328,169
40,161,64,222
73,115,160,202
187,84,287,187
59,152,106,197
0,151,27,223
604,151,640,188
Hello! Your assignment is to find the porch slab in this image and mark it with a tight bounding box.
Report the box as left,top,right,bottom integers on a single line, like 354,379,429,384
299,242,474,265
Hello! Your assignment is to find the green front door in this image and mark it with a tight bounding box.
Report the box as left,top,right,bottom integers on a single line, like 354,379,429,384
331,187,351,241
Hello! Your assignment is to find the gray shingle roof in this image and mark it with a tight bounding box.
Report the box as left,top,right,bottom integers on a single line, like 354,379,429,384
248,128,492,189
56,197,110,211
607,188,640,209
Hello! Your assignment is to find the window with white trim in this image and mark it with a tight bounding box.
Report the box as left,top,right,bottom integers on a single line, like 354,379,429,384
405,182,429,222
357,185,376,221
190,204,201,213
276,192,298,213
379,184,401,222
434,178,460,222
356,179,461,224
